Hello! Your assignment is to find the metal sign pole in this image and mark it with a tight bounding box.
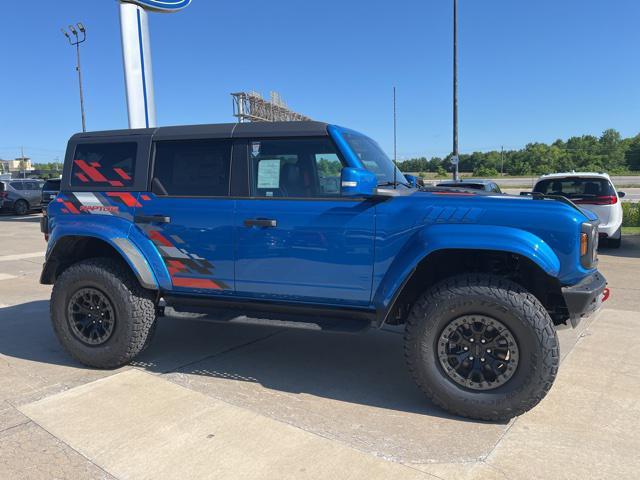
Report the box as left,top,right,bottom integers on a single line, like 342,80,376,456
117,0,191,129
119,2,156,129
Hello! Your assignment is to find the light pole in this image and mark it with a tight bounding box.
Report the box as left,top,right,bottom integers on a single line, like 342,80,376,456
62,23,87,132
452,0,459,181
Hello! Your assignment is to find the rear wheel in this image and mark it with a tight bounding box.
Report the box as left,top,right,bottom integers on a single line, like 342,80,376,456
50,258,157,368
14,199,28,216
404,274,559,421
608,228,622,249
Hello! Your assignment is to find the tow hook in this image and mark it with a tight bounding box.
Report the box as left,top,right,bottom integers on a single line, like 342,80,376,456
602,288,610,303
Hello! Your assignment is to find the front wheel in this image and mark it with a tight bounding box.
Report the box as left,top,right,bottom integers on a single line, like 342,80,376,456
404,274,559,421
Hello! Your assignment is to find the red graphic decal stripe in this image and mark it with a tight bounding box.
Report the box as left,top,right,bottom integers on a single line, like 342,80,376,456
140,194,151,201
109,180,124,187
105,192,142,207
63,201,80,214
75,172,89,183
149,230,173,247
171,277,223,290
74,160,108,182
113,168,132,180
167,260,187,272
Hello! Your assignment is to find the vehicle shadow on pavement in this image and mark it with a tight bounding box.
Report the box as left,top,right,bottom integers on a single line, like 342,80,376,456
0,300,81,369
143,316,479,423
599,235,640,258
0,299,474,423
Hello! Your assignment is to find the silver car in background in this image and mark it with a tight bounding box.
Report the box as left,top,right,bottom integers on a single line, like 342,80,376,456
0,179,44,215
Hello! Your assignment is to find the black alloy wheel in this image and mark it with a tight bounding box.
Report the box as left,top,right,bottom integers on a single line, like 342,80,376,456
67,288,116,346
437,315,519,391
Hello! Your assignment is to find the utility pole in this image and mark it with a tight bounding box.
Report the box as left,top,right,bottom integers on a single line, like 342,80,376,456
62,24,87,132
500,146,504,176
393,86,398,189
452,0,459,181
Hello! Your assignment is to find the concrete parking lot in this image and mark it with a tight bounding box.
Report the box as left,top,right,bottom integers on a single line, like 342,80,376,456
1,213,638,479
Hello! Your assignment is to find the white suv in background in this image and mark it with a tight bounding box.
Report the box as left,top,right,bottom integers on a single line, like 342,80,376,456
533,172,625,248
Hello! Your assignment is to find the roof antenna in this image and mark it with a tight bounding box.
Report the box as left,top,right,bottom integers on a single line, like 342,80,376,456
393,86,397,189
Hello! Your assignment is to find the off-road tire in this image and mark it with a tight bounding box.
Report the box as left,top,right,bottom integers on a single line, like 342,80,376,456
14,199,28,216
404,274,559,421
141,318,158,353
50,257,157,368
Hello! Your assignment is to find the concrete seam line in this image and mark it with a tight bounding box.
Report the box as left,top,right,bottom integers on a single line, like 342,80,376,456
162,361,444,479
0,419,32,436
17,419,118,479
166,330,284,375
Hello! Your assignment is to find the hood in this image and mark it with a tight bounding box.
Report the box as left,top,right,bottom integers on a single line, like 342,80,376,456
405,189,592,241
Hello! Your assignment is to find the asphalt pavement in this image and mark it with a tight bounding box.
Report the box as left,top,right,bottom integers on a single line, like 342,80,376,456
0,213,639,479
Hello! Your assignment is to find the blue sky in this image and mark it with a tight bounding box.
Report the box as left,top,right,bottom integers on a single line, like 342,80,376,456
1,0,638,163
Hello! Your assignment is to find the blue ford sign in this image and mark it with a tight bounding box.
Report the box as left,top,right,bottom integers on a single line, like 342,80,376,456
122,0,191,12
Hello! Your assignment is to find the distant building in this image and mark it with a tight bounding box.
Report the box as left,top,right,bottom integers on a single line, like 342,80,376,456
1,157,34,173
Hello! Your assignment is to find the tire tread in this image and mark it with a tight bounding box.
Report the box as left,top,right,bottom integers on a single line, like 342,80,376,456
404,274,559,421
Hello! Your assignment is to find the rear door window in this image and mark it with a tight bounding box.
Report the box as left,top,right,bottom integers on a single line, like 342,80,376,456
10,182,24,191
71,142,137,188
152,139,232,197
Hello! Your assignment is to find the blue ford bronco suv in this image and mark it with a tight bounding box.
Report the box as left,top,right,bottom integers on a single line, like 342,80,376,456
41,121,606,421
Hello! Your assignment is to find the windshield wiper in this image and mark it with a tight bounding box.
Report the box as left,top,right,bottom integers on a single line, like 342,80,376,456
377,181,411,188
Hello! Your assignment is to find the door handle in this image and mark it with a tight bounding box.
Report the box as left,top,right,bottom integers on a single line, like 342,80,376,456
134,214,171,224
244,218,277,228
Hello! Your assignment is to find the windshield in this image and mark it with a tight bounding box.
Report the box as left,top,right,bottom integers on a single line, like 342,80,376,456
341,131,408,188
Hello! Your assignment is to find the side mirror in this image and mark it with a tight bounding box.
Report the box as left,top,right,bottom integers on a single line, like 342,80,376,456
404,174,418,188
341,167,377,197
618,191,626,198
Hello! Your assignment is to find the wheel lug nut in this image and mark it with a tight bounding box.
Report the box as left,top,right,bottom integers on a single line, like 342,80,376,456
463,346,469,351
469,356,474,361
469,338,474,343
486,349,491,353
481,339,486,344
480,358,485,362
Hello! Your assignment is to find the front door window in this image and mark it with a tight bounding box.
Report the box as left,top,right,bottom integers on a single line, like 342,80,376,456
249,138,344,198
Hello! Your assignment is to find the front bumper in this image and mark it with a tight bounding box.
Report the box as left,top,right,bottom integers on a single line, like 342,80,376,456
561,272,607,327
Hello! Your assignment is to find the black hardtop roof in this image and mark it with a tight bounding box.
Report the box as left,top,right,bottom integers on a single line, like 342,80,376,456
70,121,330,141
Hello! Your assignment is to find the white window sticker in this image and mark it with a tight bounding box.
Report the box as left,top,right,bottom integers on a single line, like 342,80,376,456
257,159,281,189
